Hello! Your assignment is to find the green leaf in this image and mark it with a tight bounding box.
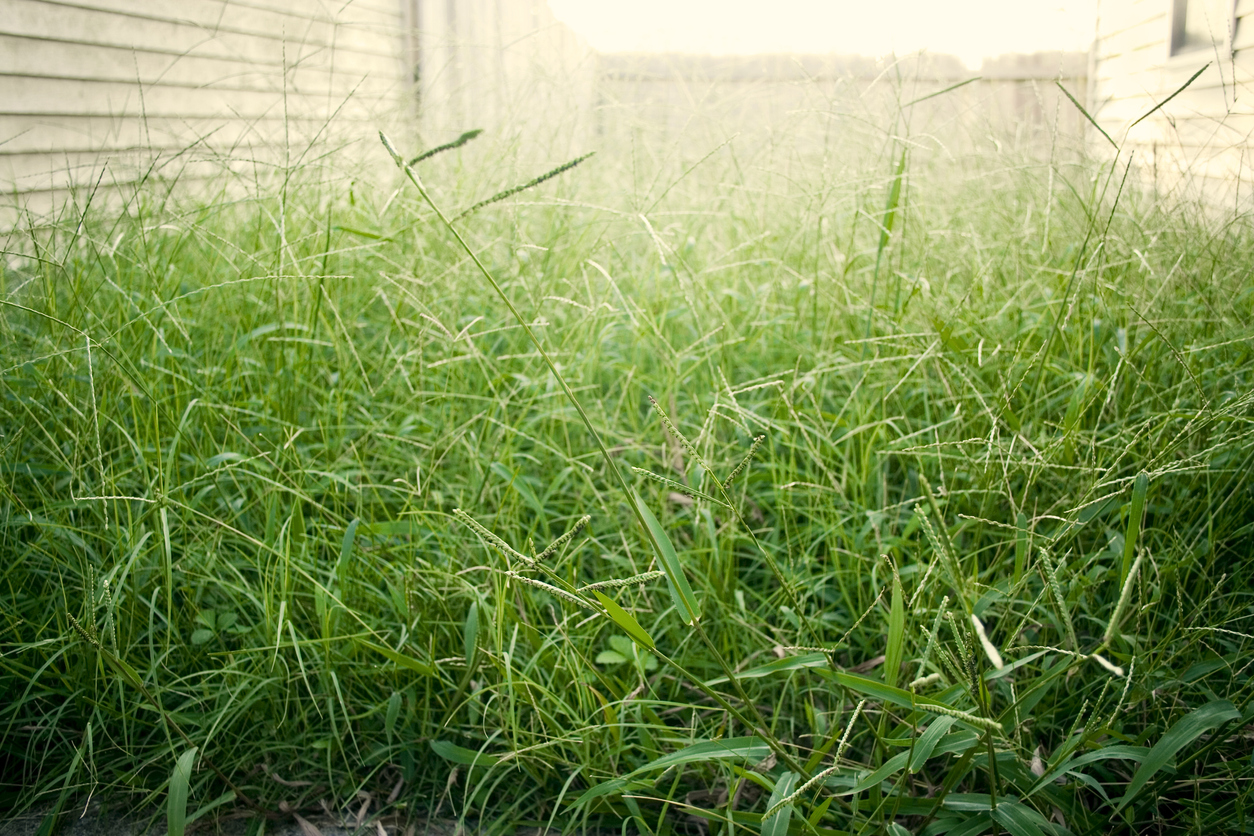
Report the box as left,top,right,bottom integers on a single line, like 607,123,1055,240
167,747,198,836
831,671,935,712
1056,79,1117,148
593,590,655,649
338,518,359,588
885,566,905,688
634,491,701,625
1014,512,1029,586
334,225,390,240
357,639,437,676
186,791,236,827
596,650,628,665
985,650,1049,682
761,771,799,836
942,793,1003,812
190,629,214,646
705,652,827,685
1062,373,1091,434
609,635,656,669
990,801,1052,836
289,501,306,556
492,461,546,519
909,716,958,772
1122,471,1148,585
36,720,90,836
463,601,479,664
827,750,911,796
430,739,500,767
1025,744,1149,796
630,737,770,776
1116,700,1239,811
575,737,770,808
384,692,401,746
880,148,908,249
943,814,995,836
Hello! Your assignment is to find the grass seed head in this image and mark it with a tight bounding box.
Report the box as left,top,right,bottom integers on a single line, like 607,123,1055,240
1088,652,1124,677
724,435,765,489
578,571,666,592
1039,548,1079,650
454,509,530,565
909,672,942,690
534,514,592,563
648,395,707,470
916,702,1003,733
506,572,591,609
971,613,1004,669
1103,550,1144,646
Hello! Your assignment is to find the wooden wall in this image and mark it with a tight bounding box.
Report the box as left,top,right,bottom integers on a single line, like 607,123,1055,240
414,0,596,154
0,0,416,222
0,0,594,226
1091,0,1254,210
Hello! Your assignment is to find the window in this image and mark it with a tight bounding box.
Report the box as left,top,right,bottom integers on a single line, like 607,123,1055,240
1170,0,1232,56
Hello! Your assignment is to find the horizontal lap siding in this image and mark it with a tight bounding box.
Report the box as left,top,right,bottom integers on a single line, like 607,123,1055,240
1,0,411,221
1091,0,1254,208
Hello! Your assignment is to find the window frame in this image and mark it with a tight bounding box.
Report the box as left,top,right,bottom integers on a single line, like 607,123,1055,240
1167,0,1237,61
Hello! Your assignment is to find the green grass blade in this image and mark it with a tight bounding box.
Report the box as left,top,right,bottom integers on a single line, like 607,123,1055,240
337,518,359,588
881,148,907,248
989,801,1051,836
634,491,701,625
903,76,980,108
1128,63,1210,131
1056,80,1116,148
831,671,919,710
909,716,958,773
1116,700,1239,811
430,740,500,767
867,147,908,337
704,652,827,686
167,747,198,836
378,132,677,620
185,792,236,827
1013,512,1028,587
628,737,771,777
884,562,905,688
34,720,91,836
463,601,479,663
1123,471,1149,585
1025,745,1150,797
356,639,437,677
761,771,800,836
574,737,770,809
385,692,401,746
593,590,655,650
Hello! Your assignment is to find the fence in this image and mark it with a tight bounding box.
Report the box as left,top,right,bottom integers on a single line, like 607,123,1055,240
591,51,1091,164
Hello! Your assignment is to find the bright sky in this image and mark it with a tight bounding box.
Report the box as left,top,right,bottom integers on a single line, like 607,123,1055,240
546,1,1098,69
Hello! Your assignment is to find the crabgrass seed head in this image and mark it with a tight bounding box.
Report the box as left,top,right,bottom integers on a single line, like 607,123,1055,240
534,515,591,563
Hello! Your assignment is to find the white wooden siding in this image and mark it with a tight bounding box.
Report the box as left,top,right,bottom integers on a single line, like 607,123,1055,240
414,0,596,154
1091,0,1254,208
1,0,591,226
0,0,412,222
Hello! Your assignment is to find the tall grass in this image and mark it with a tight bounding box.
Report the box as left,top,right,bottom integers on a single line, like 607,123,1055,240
2,80,1253,836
